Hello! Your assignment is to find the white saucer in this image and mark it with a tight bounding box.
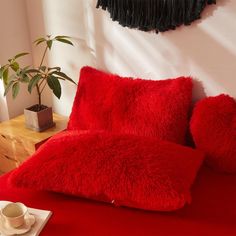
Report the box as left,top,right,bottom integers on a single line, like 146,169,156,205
0,213,35,236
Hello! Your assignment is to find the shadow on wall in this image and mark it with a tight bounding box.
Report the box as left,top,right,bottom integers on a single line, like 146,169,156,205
26,0,52,107
89,0,236,101
90,1,112,71
41,0,102,115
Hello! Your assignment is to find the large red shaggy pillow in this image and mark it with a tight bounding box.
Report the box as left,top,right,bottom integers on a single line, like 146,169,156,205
190,94,236,173
9,131,204,211
68,66,193,144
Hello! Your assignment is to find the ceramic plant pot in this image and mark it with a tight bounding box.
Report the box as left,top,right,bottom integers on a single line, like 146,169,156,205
24,105,55,132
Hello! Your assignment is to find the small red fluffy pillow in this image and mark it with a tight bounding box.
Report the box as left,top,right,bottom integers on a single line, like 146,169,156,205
190,94,236,173
68,66,193,144
10,131,204,211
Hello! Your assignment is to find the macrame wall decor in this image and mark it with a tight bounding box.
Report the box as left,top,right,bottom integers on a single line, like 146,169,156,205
96,0,216,33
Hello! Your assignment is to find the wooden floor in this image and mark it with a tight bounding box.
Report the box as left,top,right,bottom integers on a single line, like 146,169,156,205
0,171,4,176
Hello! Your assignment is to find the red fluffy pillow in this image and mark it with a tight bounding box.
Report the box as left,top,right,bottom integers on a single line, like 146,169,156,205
190,94,236,173
68,66,193,144
9,131,204,211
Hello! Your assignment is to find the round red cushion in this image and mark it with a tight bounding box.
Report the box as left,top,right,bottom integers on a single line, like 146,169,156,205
190,94,236,173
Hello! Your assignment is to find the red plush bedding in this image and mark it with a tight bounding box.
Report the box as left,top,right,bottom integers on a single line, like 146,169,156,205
0,166,235,236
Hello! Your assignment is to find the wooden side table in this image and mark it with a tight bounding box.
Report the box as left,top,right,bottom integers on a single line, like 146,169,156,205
0,113,68,173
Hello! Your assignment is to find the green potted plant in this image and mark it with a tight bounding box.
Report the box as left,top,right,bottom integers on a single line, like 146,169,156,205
0,35,76,131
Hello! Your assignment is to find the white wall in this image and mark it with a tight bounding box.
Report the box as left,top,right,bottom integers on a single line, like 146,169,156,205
0,0,38,121
38,0,236,116
1,0,236,119
24,0,94,116
86,0,236,102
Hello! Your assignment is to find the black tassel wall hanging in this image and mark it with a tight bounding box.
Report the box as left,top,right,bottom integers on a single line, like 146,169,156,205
96,0,216,33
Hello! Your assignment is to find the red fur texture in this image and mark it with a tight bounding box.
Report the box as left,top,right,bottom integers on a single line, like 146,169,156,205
68,66,193,144
9,131,204,211
190,94,236,173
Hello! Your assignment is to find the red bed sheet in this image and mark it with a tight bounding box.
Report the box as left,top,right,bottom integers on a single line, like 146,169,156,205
0,166,235,236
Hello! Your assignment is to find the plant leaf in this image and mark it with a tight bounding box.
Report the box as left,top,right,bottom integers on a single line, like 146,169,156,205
14,52,29,59
20,74,30,83
48,67,61,71
3,68,9,86
12,82,20,99
52,71,68,78
10,62,19,72
28,74,42,93
47,40,53,50
4,80,15,96
55,35,71,39
47,75,61,99
34,37,46,46
36,40,46,46
55,38,73,46
39,66,46,72
26,68,41,74
52,71,76,84
64,76,76,84
34,37,45,43
56,76,65,81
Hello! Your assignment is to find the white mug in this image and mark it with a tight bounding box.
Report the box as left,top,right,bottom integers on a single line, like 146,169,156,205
0,202,28,228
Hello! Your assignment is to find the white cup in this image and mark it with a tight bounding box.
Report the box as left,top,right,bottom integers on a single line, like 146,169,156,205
0,202,28,228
